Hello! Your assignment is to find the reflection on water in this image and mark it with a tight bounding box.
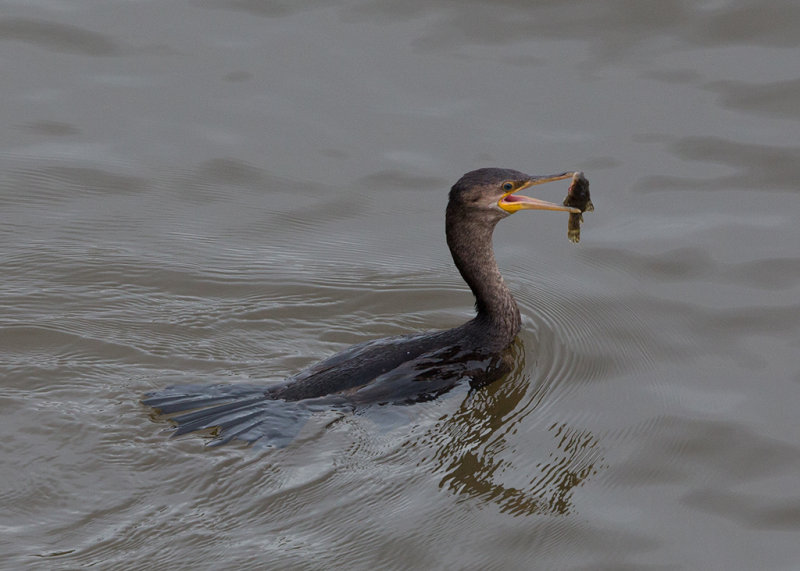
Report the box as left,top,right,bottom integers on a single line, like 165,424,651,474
420,342,602,517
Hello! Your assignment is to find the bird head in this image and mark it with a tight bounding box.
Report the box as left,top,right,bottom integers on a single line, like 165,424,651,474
448,168,580,224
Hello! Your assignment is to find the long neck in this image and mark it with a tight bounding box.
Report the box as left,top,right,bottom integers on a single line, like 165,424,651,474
445,206,521,348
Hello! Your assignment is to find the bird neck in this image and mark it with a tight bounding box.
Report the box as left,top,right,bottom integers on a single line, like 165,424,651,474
445,209,521,348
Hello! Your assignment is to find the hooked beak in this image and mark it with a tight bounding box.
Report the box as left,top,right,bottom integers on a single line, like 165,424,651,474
498,172,581,214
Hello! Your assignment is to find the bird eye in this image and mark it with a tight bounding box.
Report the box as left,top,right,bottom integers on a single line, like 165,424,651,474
502,182,514,191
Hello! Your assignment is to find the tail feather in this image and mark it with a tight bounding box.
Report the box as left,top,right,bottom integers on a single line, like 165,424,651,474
143,395,235,415
143,384,317,448
170,397,267,435
142,384,266,414
206,418,267,447
171,403,272,437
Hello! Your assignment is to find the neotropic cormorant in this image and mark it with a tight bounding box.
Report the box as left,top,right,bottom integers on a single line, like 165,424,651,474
143,168,582,447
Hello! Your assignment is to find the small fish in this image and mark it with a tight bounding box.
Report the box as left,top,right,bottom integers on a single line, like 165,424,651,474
562,171,593,243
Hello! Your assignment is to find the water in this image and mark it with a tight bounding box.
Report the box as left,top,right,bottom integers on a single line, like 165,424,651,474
1,1,799,569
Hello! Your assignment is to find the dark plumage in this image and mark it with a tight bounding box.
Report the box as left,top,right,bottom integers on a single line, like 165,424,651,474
143,168,581,447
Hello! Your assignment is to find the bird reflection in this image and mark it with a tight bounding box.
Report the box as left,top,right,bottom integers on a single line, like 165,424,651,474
424,341,603,516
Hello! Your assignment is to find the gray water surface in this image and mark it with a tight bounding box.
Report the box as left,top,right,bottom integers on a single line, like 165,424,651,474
1,1,799,569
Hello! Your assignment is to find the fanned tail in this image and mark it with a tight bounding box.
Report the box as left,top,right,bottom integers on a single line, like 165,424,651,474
142,384,314,448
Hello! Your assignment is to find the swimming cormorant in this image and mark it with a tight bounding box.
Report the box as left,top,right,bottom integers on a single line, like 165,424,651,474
143,168,582,447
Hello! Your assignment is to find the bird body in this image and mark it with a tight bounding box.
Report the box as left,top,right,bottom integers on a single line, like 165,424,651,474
143,168,581,446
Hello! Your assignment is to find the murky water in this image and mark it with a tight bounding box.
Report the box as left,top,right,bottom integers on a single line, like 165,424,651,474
2,0,799,569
